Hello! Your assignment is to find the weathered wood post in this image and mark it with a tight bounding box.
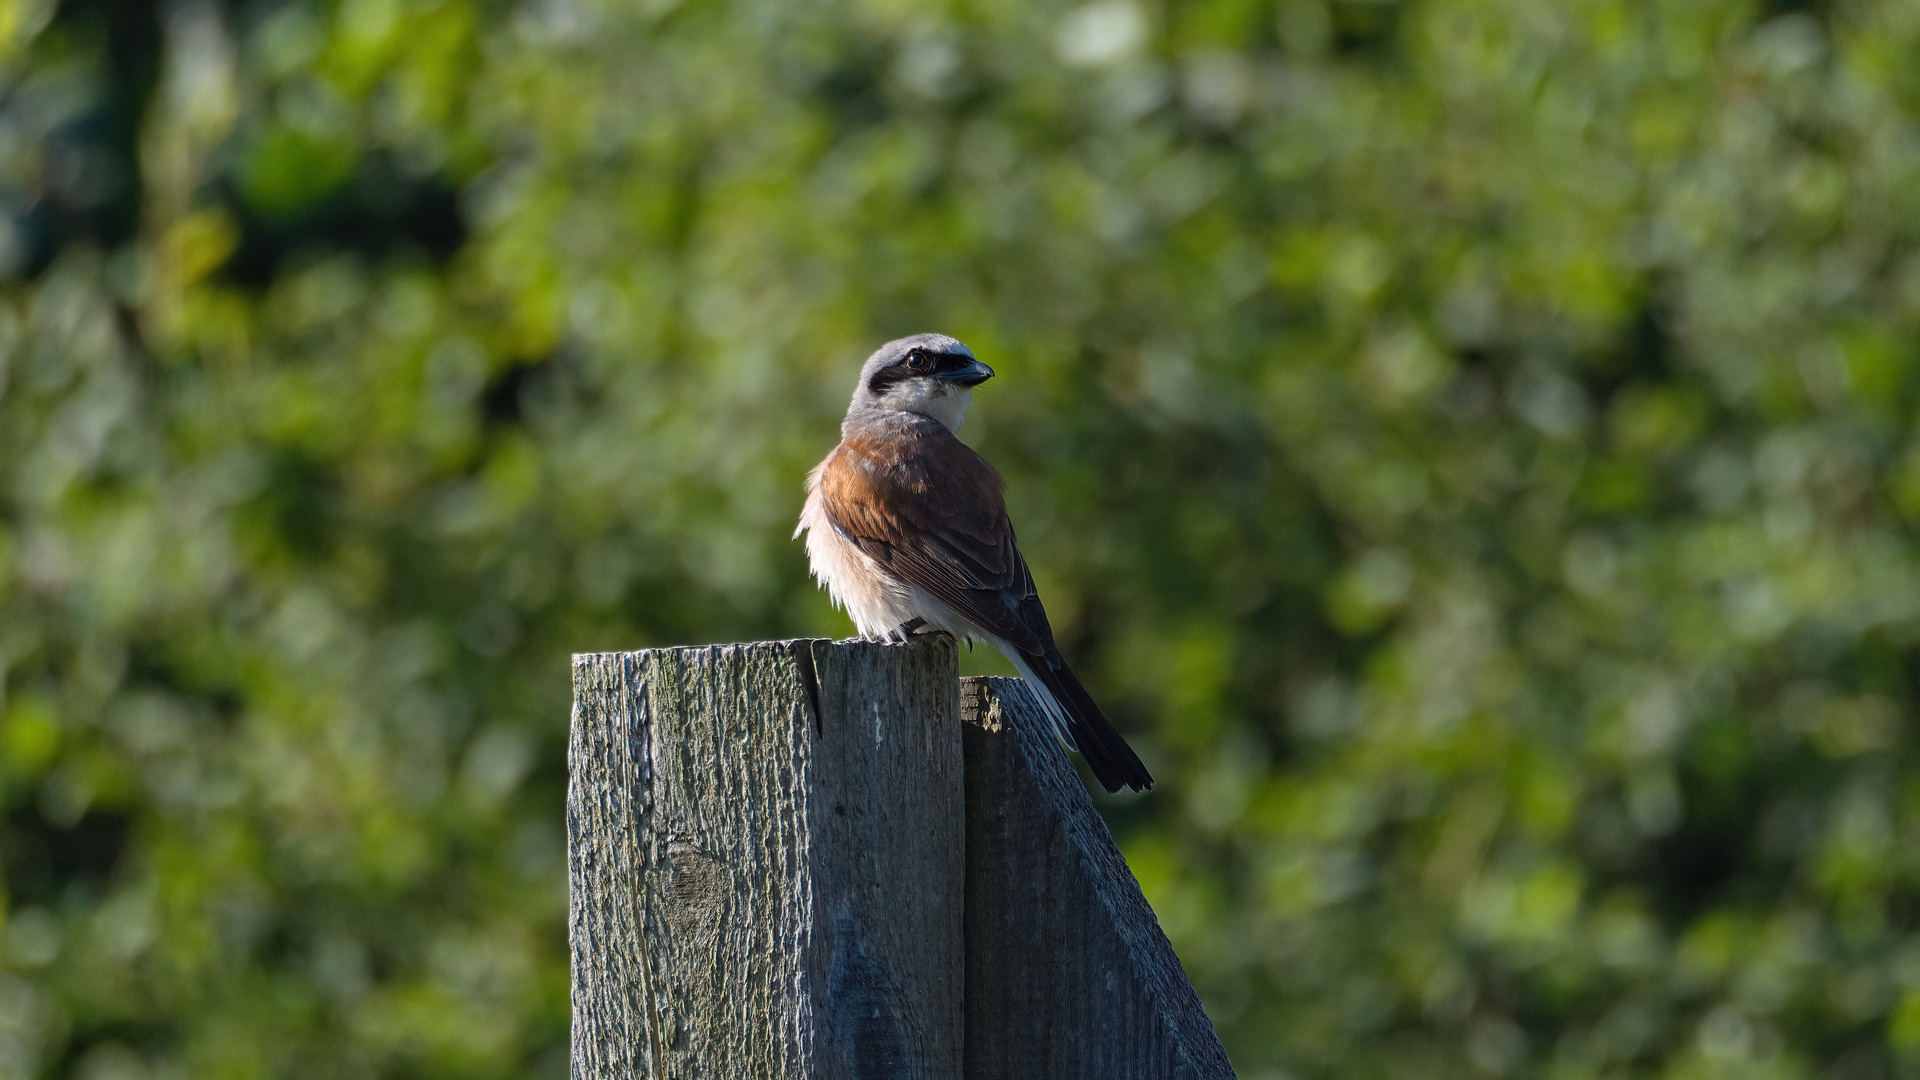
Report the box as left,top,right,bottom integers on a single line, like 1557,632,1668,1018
569,639,965,1077
568,639,1234,1079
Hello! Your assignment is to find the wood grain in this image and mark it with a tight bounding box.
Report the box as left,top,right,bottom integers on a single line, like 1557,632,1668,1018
568,639,964,1079
961,676,1236,1080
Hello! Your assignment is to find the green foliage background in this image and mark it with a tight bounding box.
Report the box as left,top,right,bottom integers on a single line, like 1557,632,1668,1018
4,0,1920,1074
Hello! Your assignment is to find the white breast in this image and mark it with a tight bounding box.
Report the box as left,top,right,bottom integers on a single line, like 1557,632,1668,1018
796,483,921,637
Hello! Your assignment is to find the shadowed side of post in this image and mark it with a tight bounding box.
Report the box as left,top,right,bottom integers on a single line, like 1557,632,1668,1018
961,676,1236,1080
568,639,964,1080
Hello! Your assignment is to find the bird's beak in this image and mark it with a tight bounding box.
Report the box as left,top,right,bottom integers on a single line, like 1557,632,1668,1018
940,359,995,387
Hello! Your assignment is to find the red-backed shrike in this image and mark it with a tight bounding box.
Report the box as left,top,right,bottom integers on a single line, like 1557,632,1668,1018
797,333,1153,792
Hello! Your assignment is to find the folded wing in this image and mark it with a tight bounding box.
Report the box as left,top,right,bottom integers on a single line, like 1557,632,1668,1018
817,419,1153,792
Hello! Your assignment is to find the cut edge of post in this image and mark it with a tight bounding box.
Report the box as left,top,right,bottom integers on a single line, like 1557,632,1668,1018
962,675,1237,1080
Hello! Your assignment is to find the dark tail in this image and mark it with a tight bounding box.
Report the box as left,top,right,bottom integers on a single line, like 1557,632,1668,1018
1027,649,1154,793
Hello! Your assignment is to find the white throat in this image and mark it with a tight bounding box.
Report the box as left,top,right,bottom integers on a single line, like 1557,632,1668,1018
883,380,973,432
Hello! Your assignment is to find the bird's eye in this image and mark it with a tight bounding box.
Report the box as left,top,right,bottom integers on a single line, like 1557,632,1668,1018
905,349,933,372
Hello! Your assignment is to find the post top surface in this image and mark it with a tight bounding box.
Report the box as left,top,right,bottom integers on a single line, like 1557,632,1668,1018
571,637,952,664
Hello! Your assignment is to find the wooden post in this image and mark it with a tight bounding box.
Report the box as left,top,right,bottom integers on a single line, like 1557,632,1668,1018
568,642,1234,1079
568,639,965,1078
960,677,1236,1079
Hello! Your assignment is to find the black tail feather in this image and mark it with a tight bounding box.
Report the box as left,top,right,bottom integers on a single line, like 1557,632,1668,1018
1027,651,1154,793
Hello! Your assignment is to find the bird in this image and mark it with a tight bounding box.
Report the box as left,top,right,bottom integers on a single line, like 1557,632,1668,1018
796,333,1154,793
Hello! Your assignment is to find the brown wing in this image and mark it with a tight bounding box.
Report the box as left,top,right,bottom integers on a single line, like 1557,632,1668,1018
817,417,1055,656
817,413,1156,793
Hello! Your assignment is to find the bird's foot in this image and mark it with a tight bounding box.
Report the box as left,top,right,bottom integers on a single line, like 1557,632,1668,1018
889,618,954,644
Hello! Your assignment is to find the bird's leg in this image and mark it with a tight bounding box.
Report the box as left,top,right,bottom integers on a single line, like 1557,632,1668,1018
894,617,955,644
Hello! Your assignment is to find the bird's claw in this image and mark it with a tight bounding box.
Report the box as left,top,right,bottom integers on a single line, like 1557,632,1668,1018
854,620,953,645
890,618,953,644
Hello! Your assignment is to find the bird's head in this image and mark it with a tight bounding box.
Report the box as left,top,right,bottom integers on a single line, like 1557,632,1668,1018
847,333,995,432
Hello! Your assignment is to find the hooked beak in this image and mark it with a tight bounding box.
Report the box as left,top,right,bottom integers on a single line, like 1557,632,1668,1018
940,359,994,387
